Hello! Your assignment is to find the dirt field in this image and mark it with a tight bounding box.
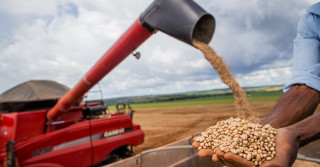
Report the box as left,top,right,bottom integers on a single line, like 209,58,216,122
132,101,320,166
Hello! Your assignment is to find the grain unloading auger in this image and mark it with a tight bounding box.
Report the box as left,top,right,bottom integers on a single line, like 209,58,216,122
0,0,215,166
47,0,215,121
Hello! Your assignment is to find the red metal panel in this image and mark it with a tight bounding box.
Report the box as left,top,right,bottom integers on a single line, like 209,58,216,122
11,115,143,166
21,142,92,167
0,110,46,149
46,108,83,132
47,19,153,121
14,120,92,166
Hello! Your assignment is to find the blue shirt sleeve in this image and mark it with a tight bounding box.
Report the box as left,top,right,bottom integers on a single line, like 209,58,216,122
283,12,320,92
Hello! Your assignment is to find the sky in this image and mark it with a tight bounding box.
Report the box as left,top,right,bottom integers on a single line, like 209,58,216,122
0,0,317,99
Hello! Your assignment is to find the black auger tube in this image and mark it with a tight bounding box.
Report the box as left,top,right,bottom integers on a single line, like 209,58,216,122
140,0,215,46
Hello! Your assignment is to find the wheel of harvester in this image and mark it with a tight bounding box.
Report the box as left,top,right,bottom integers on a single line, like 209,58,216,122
115,145,135,159
93,145,134,166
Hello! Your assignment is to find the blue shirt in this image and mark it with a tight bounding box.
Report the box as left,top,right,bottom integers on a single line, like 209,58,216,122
284,2,320,92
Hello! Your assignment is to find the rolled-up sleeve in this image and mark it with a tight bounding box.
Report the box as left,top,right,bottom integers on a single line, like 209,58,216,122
284,12,320,92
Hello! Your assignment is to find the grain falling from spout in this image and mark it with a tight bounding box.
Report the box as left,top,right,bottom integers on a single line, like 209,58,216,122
193,40,257,122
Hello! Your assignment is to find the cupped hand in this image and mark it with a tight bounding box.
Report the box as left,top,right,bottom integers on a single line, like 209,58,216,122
214,150,254,167
192,138,223,164
192,138,253,166
193,128,299,167
260,128,299,167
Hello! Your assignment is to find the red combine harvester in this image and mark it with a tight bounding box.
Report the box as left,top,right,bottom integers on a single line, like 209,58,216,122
0,0,215,166
0,80,142,167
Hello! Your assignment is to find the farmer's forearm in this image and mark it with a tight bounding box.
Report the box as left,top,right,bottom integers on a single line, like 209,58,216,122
261,84,320,128
287,112,320,147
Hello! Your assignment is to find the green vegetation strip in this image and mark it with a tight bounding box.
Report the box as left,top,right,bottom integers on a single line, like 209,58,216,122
127,90,283,109
105,90,283,110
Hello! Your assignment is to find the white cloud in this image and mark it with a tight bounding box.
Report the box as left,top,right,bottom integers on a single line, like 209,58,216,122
0,0,59,16
237,67,293,87
0,0,318,99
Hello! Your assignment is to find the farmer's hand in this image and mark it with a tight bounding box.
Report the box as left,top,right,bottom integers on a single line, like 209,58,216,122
212,128,299,167
192,138,253,167
192,139,215,158
260,128,299,167
192,138,222,164
213,149,254,167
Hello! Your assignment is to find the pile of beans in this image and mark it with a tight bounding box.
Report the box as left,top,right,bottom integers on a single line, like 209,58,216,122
194,117,277,166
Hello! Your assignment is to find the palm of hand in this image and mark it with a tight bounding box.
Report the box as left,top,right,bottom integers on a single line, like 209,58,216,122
192,139,254,167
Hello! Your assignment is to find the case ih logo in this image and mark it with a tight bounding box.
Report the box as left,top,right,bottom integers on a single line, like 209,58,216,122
104,128,125,138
